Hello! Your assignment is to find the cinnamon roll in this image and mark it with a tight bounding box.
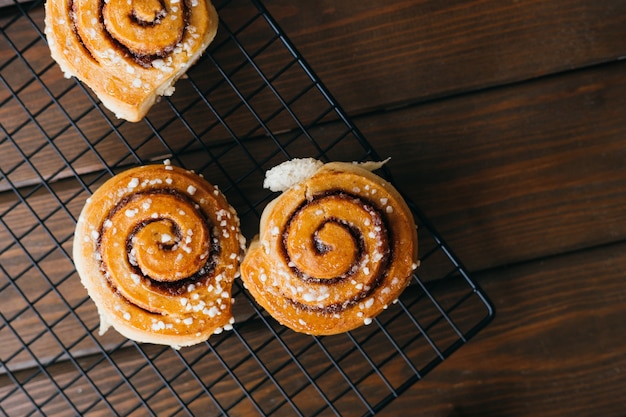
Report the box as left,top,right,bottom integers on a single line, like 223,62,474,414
44,0,219,122
240,159,419,335
73,162,245,348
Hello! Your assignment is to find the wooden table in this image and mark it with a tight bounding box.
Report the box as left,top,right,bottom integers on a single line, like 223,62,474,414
266,1,626,415
2,0,626,415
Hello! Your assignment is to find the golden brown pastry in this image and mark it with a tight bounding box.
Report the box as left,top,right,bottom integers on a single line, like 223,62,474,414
240,158,419,335
73,162,245,348
44,0,219,122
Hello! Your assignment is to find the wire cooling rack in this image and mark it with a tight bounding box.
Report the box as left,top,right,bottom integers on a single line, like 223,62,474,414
0,0,494,415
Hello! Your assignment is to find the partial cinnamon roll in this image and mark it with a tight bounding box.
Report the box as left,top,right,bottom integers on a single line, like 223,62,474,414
240,159,419,335
73,162,245,348
44,0,219,122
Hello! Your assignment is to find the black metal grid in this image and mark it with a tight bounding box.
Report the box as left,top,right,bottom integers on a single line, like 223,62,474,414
0,0,494,415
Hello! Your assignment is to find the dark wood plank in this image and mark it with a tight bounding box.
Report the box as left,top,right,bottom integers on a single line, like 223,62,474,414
264,0,626,114
379,240,626,417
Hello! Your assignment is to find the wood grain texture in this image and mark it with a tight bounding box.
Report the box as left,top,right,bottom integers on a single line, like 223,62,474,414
379,242,626,417
2,0,626,415
263,0,626,113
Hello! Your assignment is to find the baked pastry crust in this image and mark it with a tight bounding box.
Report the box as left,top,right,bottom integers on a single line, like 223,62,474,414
44,0,219,122
240,159,419,335
73,163,245,348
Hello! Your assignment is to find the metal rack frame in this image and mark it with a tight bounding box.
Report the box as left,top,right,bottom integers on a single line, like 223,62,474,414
0,0,495,415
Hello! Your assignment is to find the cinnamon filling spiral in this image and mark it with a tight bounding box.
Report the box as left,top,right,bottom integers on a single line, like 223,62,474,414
96,190,220,312
74,164,243,345
240,160,418,335
279,191,392,313
69,0,205,67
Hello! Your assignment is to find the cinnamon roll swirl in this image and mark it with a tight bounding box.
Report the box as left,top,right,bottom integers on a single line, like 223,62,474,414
44,0,219,122
73,162,245,348
240,159,418,335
